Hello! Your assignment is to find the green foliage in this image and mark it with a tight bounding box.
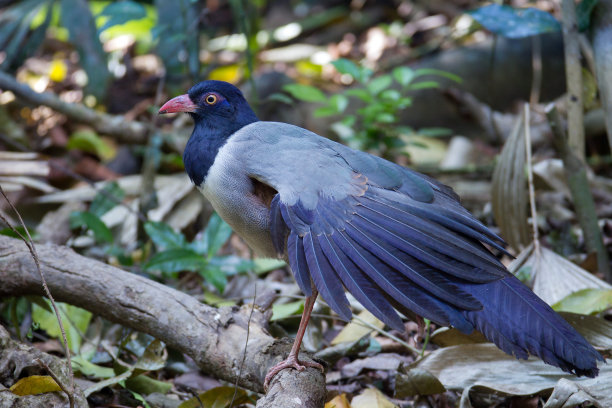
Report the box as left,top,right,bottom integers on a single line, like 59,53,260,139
69,182,124,244
553,288,612,315
284,59,459,155
576,0,599,32
89,181,125,217
70,211,113,243
67,129,115,161
60,0,110,100
468,4,560,38
0,0,51,71
153,0,200,83
144,214,254,292
98,1,147,34
32,300,92,353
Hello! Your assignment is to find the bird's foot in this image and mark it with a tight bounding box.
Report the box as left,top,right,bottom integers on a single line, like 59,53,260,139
264,355,324,391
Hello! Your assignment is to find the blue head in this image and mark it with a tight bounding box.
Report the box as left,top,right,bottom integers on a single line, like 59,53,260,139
159,80,259,186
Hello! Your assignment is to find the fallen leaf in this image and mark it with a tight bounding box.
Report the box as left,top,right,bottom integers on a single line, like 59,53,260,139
9,375,61,396
331,310,384,345
351,387,397,408
325,393,351,408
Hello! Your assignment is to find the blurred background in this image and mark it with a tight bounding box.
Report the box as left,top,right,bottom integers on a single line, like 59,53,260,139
1,0,612,407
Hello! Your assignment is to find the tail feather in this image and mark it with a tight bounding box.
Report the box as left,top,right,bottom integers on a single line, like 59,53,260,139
462,276,604,377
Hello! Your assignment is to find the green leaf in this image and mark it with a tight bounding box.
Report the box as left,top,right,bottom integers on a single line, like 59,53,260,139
70,211,113,243
283,83,327,103
72,356,115,379
553,288,612,315
0,0,43,70
577,0,599,32
271,300,304,321
144,248,205,275
198,264,227,293
208,255,254,276
413,68,462,83
154,0,200,81
126,375,172,396
144,221,186,251
134,339,167,372
315,93,349,116
60,0,110,99
380,89,401,101
197,213,233,257
407,81,440,90
32,301,92,353
98,1,147,33
366,75,392,95
375,112,396,123
346,88,374,102
90,181,124,217
332,58,371,82
67,130,115,160
392,66,415,87
253,258,286,274
417,127,453,137
9,375,62,396
468,4,561,39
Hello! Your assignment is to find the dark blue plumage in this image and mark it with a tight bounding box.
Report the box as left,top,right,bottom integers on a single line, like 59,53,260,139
276,188,603,377
160,80,603,385
182,81,258,186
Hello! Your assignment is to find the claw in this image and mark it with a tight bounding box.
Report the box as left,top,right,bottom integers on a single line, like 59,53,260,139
264,354,324,391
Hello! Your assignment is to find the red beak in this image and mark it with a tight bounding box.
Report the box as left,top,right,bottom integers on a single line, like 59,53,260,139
159,94,198,114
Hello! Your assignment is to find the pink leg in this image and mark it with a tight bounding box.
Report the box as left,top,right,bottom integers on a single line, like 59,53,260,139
264,289,324,390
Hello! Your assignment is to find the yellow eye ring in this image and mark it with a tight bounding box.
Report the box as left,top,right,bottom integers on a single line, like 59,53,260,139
205,94,218,105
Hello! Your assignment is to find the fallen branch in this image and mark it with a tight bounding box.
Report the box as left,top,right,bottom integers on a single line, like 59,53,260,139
0,70,148,144
0,235,326,407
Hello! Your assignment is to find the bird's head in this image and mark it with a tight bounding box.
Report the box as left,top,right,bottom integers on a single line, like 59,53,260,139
158,80,258,127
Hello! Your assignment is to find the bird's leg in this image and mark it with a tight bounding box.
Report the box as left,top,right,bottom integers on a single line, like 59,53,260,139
263,288,324,390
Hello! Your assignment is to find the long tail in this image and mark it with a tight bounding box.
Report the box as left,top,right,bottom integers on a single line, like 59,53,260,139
462,275,604,377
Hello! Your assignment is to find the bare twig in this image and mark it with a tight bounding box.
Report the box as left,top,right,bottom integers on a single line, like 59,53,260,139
0,187,75,408
231,282,256,408
523,104,540,252
529,36,542,106
35,358,74,404
561,0,586,161
0,70,148,144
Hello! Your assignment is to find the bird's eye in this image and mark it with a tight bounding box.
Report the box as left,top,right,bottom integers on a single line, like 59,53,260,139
204,94,218,105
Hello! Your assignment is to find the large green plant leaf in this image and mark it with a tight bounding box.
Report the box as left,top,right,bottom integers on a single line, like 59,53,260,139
154,0,200,83
469,4,561,38
144,248,205,275
283,83,327,103
98,1,147,33
32,301,92,353
70,210,113,243
553,289,612,315
60,0,110,99
89,181,125,217
144,221,186,251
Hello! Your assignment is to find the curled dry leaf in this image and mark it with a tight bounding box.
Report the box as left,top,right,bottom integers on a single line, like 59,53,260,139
508,243,611,305
491,108,530,251
410,343,611,408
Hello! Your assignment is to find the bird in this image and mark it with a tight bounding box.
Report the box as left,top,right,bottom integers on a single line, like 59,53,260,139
159,80,603,389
